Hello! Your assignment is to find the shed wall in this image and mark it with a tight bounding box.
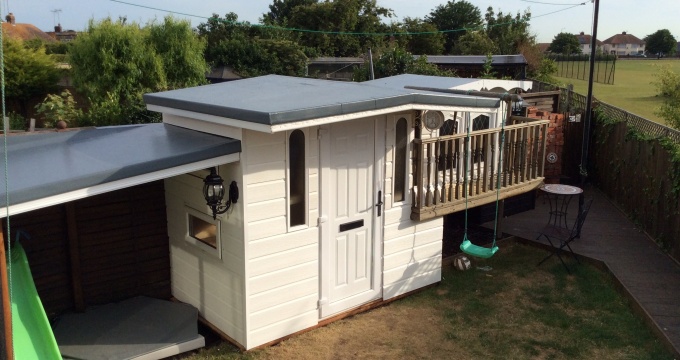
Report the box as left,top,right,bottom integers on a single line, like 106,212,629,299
242,129,320,349
383,113,442,299
164,161,246,346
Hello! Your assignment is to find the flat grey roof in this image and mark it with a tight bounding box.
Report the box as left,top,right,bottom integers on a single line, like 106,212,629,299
144,75,500,125
365,74,481,90
0,123,240,206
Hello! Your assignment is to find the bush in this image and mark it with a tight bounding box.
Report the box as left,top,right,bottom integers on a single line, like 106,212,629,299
652,65,680,129
34,90,83,128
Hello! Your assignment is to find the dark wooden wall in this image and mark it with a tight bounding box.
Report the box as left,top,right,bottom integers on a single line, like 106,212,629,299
3,180,170,319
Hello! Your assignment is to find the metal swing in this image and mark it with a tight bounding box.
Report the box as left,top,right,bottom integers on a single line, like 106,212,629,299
459,104,507,259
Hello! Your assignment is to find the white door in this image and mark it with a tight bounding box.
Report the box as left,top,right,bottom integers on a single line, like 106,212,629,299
320,118,383,317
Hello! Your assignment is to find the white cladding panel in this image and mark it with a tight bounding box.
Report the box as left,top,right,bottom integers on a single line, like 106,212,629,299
382,114,442,300
164,160,246,346
243,128,319,349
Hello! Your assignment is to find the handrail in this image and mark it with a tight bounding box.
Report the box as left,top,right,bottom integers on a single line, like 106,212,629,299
414,119,550,144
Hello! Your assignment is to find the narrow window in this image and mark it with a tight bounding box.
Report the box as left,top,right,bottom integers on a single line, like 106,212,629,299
289,130,306,227
472,115,490,131
439,119,458,172
394,118,408,203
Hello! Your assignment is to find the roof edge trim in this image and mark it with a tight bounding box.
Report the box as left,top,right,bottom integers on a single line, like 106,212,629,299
0,153,240,219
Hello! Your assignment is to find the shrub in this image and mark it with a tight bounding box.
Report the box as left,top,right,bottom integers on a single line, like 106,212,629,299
652,65,680,129
34,90,83,128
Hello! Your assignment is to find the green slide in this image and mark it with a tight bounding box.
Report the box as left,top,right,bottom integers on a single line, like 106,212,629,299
9,242,61,360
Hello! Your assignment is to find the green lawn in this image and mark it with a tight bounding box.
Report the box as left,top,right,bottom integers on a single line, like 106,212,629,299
555,59,680,124
180,242,672,360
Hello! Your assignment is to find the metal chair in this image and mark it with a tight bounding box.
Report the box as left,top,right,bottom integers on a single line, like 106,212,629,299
537,198,594,273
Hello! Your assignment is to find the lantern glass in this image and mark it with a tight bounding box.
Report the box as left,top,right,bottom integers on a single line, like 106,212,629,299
203,168,225,206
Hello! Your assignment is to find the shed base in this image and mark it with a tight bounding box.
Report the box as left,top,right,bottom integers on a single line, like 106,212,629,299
53,296,204,360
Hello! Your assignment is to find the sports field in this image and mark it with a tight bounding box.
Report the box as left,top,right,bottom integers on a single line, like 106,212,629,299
555,59,680,124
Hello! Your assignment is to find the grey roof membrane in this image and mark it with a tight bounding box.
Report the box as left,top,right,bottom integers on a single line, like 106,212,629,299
144,74,500,125
0,123,241,206
365,74,482,91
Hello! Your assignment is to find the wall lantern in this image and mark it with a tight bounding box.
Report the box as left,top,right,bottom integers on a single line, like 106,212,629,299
203,167,239,219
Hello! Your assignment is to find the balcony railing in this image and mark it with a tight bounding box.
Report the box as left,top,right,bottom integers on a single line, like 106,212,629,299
411,116,550,221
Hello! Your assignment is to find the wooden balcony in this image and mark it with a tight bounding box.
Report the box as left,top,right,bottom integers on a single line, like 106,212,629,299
411,116,550,221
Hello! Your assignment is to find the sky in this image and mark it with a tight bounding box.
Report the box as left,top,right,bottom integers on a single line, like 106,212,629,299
5,0,680,44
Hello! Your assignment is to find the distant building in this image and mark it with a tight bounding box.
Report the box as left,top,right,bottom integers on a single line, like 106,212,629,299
417,55,528,80
602,31,645,56
537,43,551,53
307,57,364,81
1,13,55,42
576,32,602,53
46,24,78,42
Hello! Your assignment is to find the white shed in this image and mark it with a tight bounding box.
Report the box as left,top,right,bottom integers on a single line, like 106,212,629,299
143,74,507,350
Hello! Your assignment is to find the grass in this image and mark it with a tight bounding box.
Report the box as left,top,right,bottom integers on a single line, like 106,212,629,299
555,59,680,125
178,242,673,360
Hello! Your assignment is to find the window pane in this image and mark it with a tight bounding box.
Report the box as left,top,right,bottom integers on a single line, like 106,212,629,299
189,215,217,249
289,130,306,226
472,115,490,131
394,118,408,202
440,119,458,136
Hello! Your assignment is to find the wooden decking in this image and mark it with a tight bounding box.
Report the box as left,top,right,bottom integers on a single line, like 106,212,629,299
494,184,680,357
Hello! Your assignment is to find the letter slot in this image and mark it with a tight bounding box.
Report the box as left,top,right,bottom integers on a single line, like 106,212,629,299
339,219,364,232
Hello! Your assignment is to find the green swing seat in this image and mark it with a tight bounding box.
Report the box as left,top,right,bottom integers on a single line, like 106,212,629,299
458,100,509,259
460,236,499,259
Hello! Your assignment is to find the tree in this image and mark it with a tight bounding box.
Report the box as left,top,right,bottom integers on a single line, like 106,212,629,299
3,36,60,118
69,16,209,125
547,32,581,55
263,0,317,25
454,31,497,55
285,0,393,56
353,45,455,81
198,13,308,77
484,7,533,55
644,29,677,56
400,17,445,55
147,17,209,89
426,0,482,54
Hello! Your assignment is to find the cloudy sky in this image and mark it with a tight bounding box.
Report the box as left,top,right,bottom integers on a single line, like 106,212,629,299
5,0,680,44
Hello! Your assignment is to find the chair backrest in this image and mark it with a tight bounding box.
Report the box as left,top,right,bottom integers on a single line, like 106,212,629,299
571,198,594,238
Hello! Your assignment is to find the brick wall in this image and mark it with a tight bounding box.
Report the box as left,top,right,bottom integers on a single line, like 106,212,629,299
526,107,565,184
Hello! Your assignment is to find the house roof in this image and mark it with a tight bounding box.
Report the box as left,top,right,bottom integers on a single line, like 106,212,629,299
0,123,240,215
144,75,501,126
416,55,528,65
1,22,55,42
603,32,644,45
577,33,602,46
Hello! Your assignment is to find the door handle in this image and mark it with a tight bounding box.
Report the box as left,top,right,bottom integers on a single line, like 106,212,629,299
376,190,384,217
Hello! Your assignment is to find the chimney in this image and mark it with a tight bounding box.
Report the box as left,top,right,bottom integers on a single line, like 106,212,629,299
622,31,627,35
55,23,62,33
580,32,585,35
5,12,15,25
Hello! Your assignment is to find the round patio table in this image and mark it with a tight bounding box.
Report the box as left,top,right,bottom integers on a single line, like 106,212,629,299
540,184,583,229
